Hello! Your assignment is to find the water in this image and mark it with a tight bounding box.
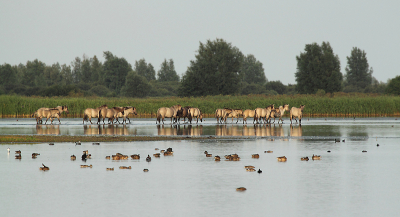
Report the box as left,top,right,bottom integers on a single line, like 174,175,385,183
1,118,400,216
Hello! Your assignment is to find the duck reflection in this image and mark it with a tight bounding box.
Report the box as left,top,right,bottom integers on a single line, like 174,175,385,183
157,125,203,136
84,125,131,135
36,125,60,135
290,125,302,137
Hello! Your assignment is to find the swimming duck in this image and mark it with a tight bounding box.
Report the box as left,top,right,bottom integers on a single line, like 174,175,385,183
105,156,110,159
143,169,149,172
377,144,380,147
92,142,100,145
257,169,262,174
32,153,40,158
312,154,321,160
153,153,161,158
71,155,76,160
236,187,247,191
244,165,255,169
39,163,49,171
80,164,93,168
75,142,81,145
246,168,256,172
214,156,221,161
252,154,260,159
146,155,151,162
277,156,287,162
164,151,173,156
119,166,131,169
49,143,54,146
131,154,140,160
206,153,212,157
160,150,165,153
327,150,331,153
15,150,21,154
301,157,309,161
106,168,114,171
204,151,208,154
265,150,273,153
155,148,159,150
362,150,367,153
15,154,21,159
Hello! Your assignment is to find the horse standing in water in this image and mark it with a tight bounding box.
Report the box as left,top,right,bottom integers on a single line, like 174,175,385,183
156,105,182,124
83,105,108,124
290,105,305,124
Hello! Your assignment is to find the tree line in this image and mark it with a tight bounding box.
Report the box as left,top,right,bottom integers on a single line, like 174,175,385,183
0,39,398,98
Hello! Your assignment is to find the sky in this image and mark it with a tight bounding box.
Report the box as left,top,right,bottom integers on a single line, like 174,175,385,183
1,0,399,85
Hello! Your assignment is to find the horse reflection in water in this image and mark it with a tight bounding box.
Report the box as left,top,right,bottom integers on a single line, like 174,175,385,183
216,125,284,137
290,125,302,137
84,125,132,135
36,125,60,135
157,125,203,136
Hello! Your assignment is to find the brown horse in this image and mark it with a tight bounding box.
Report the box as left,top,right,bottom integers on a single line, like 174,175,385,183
290,105,305,124
176,106,192,124
215,108,232,124
99,107,124,124
33,106,69,124
255,104,274,124
83,105,108,124
156,105,182,124
242,109,256,124
270,104,289,124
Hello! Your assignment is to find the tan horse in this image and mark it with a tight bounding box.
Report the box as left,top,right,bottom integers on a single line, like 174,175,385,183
188,107,203,124
215,108,232,124
270,104,289,124
33,106,69,124
290,105,305,124
99,107,124,124
43,109,62,124
228,109,243,124
83,105,108,124
115,106,137,124
242,109,256,124
156,105,182,124
255,104,274,124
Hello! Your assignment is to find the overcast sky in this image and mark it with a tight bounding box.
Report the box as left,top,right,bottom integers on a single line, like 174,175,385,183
1,0,399,85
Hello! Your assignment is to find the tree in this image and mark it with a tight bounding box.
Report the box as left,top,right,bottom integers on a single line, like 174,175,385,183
157,59,179,82
135,59,156,81
179,38,244,97
80,55,92,83
0,64,17,86
266,80,286,94
24,59,46,87
91,55,103,84
103,51,132,94
121,71,151,98
344,47,373,90
295,42,342,94
71,57,82,83
241,54,266,85
386,76,400,95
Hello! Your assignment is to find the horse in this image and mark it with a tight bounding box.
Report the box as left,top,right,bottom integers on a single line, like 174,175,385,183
114,106,137,124
228,109,243,124
83,105,108,124
156,105,182,124
254,104,274,124
43,109,62,124
176,106,192,124
270,104,289,124
215,108,232,124
99,107,124,124
290,105,305,124
188,107,203,124
242,109,256,124
33,106,69,124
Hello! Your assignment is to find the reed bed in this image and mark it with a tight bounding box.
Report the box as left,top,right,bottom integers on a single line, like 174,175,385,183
1,94,399,118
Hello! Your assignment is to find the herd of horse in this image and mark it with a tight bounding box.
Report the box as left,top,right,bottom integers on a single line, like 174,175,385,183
31,104,305,125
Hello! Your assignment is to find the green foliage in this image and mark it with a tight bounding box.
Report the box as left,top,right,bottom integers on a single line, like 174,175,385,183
24,59,46,86
345,47,372,90
295,42,343,94
103,51,132,94
121,71,152,98
179,38,244,97
0,63,17,86
241,54,266,85
386,76,400,95
135,59,156,81
89,85,111,97
157,59,179,82
266,81,287,94
241,82,267,95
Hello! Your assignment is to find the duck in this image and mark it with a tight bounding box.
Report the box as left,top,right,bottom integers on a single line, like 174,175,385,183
15,150,21,154
39,163,49,171
131,154,140,160
312,154,321,160
277,156,287,162
75,142,81,146
265,150,273,153
362,150,367,153
143,169,149,172
236,187,247,191
80,164,93,168
377,144,380,147
119,166,131,169
301,157,309,161
164,151,173,156
257,169,262,174
15,154,22,159
244,165,255,169
49,143,54,146
71,155,76,160
92,142,100,145
32,153,40,158
105,156,110,159
252,154,260,159
153,153,161,158
214,156,221,161
246,168,256,172
106,168,114,171
155,148,159,150
160,150,165,153
146,155,151,162
206,153,212,157
204,151,208,154
327,150,331,153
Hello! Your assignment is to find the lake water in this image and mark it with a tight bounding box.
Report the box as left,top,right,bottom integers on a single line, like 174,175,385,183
1,117,400,216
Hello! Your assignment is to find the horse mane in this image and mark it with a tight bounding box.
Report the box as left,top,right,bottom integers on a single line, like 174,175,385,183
112,107,125,112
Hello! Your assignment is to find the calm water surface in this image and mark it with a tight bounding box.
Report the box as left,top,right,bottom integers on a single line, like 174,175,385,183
1,118,400,216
